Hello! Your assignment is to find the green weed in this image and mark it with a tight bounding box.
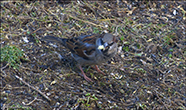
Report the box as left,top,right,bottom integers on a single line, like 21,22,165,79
1,45,24,69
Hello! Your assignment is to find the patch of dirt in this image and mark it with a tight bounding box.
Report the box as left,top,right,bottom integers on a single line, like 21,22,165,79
1,1,186,109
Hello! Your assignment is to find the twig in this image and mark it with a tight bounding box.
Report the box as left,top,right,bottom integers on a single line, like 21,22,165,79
1,63,9,70
67,14,107,29
23,97,37,106
15,75,51,102
1,63,9,76
23,97,43,106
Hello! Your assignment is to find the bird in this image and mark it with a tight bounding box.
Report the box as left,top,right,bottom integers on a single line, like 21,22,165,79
42,33,118,82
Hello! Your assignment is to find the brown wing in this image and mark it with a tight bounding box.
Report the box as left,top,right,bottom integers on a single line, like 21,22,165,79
81,34,101,44
65,35,99,59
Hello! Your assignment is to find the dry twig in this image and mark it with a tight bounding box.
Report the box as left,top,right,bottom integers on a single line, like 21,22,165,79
15,75,51,102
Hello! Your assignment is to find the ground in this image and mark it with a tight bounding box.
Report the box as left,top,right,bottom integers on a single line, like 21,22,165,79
1,1,186,109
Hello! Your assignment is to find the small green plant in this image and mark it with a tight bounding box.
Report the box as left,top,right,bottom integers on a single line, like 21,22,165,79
135,68,146,74
138,103,147,110
163,32,175,46
1,45,24,69
168,48,173,52
78,93,99,107
168,54,172,58
93,27,100,33
120,36,124,41
123,46,129,52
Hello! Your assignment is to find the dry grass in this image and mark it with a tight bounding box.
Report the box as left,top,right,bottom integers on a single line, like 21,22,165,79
1,1,186,109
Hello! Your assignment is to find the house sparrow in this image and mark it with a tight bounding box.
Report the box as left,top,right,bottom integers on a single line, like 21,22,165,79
42,33,118,82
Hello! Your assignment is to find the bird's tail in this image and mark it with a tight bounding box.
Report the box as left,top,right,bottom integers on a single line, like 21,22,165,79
42,35,67,47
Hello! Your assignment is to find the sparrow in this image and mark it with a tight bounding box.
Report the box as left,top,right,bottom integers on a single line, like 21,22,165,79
42,33,118,82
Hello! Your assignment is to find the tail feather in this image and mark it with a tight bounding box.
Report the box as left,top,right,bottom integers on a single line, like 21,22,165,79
42,35,67,47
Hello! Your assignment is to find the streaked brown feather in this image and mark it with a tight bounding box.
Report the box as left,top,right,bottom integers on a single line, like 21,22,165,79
65,35,98,59
81,34,101,44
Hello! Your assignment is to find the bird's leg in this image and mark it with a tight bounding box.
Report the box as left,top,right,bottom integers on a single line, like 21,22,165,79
78,65,93,82
94,65,105,75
